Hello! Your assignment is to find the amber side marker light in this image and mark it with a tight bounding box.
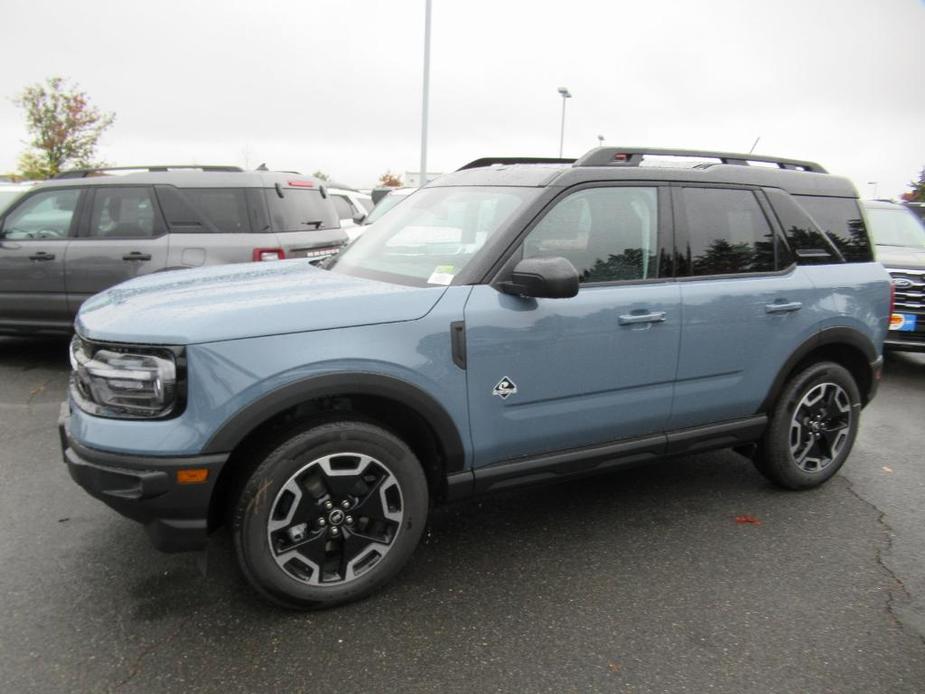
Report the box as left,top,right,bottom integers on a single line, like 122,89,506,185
177,469,209,484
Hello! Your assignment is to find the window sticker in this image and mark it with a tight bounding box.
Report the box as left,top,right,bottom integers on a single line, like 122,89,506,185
427,265,455,285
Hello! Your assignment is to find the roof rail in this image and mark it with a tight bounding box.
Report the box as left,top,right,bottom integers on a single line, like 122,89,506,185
53,165,245,179
457,157,576,171
573,147,827,173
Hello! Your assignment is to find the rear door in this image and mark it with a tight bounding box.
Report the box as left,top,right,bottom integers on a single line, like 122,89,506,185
669,185,819,429
0,187,83,331
65,185,169,313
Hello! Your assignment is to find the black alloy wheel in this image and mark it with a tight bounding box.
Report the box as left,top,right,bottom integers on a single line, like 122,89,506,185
233,421,428,609
754,361,861,490
267,452,404,586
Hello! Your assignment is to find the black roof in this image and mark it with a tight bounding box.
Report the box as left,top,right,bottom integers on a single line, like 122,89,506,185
437,146,854,197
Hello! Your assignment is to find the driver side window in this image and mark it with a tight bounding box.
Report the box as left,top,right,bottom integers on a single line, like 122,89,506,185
523,186,660,283
1,189,80,240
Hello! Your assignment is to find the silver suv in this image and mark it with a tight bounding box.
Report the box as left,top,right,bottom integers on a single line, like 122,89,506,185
0,166,347,335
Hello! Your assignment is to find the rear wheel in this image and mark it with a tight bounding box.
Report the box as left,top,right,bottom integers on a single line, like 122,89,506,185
755,361,861,490
232,421,428,609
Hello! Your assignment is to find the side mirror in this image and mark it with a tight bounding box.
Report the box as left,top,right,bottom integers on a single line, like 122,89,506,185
498,256,579,299
352,213,367,225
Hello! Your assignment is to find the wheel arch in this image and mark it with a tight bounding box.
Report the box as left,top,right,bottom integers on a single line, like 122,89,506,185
759,327,880,414
204,373,467,528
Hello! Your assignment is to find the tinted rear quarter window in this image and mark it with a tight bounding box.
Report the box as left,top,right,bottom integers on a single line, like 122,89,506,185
764,188,839,265
182,188,251,233
680,187,783,276
265,189,339,232
794,195,873,263
156,186,257,234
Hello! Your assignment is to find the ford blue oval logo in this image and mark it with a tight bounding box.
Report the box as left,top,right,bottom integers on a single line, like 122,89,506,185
893,278,913,289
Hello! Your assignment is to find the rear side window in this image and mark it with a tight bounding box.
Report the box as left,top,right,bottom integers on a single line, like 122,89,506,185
679,187,783,276
265,189,339,232
794,195,873,263
89,187,162,239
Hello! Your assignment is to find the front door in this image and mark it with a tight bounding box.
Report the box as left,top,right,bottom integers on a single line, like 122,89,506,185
0,187,82,332
464,184,681,467
65,186,169,314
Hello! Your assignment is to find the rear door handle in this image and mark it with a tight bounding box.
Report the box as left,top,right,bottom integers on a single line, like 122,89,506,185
28,251,55,261
618,311,667,325
765,301,802,314
122,252,152,261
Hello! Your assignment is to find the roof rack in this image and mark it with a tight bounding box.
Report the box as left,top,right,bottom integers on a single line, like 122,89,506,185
573,147,827,173
53,165,245,179
457,157,575,171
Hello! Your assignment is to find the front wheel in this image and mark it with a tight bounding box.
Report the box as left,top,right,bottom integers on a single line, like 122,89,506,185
232,421,429,609
755,361,861,490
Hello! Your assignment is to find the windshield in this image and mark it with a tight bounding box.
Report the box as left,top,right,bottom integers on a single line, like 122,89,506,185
364,191,412,225
329,186,539,286
866,206,925,249
0,189,25,215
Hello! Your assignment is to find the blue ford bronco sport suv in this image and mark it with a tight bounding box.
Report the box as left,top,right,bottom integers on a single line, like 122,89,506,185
61,147,891,609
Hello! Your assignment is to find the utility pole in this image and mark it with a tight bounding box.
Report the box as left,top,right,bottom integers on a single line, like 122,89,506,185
420,0,432,186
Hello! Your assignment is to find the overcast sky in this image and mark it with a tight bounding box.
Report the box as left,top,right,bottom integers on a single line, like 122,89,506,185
1,0,922,196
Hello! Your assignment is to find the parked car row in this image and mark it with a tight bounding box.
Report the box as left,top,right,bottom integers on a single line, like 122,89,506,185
59,146,893,609
0,167,349,335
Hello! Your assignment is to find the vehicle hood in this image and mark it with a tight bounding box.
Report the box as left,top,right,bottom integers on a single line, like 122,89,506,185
76,260,446,344
876,245,925,271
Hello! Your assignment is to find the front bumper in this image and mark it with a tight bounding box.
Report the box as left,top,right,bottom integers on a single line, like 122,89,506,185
59,403,229,553
884,335,925,353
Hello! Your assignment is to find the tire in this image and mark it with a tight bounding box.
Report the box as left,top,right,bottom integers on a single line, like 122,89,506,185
232,420,429,610
754,361,861,490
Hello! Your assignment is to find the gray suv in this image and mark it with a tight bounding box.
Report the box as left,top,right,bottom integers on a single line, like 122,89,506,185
0,166,347,336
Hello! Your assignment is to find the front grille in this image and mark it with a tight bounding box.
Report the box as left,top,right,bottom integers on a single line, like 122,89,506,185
887,268,925,340
888,268,925,311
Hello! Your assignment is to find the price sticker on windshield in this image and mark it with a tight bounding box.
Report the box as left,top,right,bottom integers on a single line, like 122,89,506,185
427,265,455,285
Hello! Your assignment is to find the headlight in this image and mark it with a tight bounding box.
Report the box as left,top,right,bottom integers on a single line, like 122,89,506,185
69,336,185,419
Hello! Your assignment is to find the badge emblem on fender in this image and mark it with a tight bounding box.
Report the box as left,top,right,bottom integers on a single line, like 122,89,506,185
492,377,518,400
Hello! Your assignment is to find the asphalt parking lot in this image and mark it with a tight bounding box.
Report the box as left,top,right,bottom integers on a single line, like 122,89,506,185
0,336,923,693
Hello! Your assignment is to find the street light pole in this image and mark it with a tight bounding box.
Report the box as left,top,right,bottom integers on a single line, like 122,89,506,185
868,181,879,199
558,87,571,157
420,0,432,187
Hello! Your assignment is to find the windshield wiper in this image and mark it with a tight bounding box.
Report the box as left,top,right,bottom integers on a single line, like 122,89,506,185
301,220,323,228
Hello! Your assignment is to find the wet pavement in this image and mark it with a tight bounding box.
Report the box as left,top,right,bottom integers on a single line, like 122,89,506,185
1,336,923,693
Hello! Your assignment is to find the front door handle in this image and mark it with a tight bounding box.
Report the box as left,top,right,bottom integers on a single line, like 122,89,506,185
122,252,152,262
765,301,803,314
618,311,667,325
28,251,55,261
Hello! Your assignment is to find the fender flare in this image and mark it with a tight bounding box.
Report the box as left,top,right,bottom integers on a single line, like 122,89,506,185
201,372,467,473
758,327,879,413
